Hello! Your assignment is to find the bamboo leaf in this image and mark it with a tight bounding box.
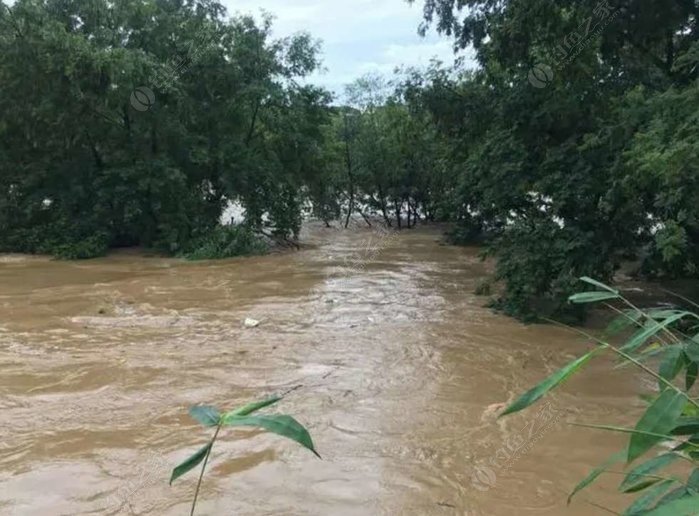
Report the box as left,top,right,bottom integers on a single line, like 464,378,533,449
569,291,621,304
501,350,598,417
621,313,693,353
659,346,685,387
670,417,699,436
652,486,691,509
605,310,644,337
683,402,699,417
687,362,698,391
226,396,283,417
568,451,624,505
579,277,619,294
572,423,681,444
645,494,699,515
629,390,687,463
189,406,221,427
500,349,599,417
647,309,685,320
689,468,699,490
620,453,679,493
615,344,665,371
170,441,213,485
622,479,676,515
222,414,321,458
685,341,699,363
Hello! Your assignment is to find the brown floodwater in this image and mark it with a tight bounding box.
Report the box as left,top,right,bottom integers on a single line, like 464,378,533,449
0,224,649,515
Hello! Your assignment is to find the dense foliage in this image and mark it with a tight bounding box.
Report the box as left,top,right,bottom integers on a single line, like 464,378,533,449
500,278,699,514
406,0,699,319
180,225,268,261
0,0,331,258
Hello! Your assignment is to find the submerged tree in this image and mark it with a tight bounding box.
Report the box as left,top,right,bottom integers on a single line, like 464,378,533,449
408,0,699,320
0,0,332,258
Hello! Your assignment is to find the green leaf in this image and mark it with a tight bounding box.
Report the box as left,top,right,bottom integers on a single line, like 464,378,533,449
605,310,644,337
623,479,676,515
645,494,699,515
189,406,221,427
568,291,621,304
653,486,690,509
226,396,283,417
683,402,699,417
579,277,619,294
568,451,625,505
688,468,699,490
671,417,699,436
640,393,659,405
620,453,679,493
170,441,213,485
573,423,680,443
501,350,598,417
685,341,699,363
629,389,687,463
222,414,321,458
687,362,698,391
647,309,685,320
621,312,693,353
615,344,666,371
659,346,685,387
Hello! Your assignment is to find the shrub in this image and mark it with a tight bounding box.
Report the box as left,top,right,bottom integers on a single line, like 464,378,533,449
182,226,268,261
500,277,699,514
489,220,615,322
53,233,110,260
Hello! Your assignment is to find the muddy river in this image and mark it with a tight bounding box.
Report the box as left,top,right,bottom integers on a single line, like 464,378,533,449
0,225,643,515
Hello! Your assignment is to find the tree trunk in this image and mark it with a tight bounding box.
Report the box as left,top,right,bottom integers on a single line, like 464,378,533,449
344,175,354,229
245,99,261,147
376,186,392,227
343,116,355,229
356,205,373,227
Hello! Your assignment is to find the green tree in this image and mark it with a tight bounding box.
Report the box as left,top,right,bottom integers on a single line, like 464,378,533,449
0,0,331,258
408,0,699,319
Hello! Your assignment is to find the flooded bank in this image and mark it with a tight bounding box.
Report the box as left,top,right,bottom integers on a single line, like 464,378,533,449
0,225,642,515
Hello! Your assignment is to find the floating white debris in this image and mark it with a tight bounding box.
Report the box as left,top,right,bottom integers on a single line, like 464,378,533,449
244,318,261,328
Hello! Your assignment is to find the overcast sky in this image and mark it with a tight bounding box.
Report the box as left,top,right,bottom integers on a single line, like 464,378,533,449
221,0,473,98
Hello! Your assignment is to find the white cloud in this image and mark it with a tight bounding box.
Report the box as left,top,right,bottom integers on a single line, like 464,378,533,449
383,40,455,67
221,0,476,95
226,0,420,39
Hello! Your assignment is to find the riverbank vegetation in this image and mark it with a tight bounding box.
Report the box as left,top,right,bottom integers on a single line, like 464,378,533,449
180,225,268,261
0,0,331,260
409,0,699,320
501,278,699,513
1,0,698,320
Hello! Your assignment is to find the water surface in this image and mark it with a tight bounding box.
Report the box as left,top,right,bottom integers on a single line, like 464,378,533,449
0,225,641,515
